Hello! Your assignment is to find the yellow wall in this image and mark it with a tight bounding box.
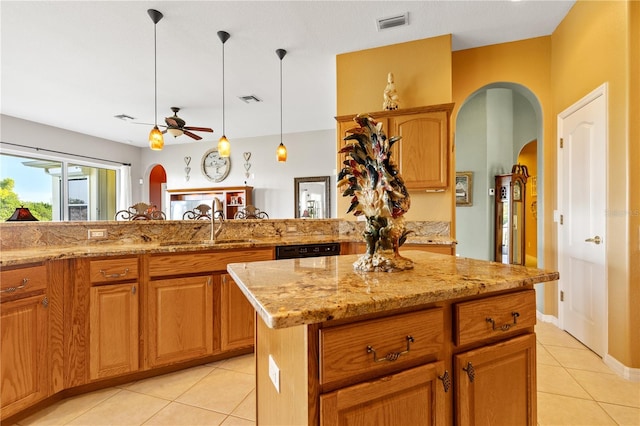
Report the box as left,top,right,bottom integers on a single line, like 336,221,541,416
336,0,637,368
452,37,557,315
552,0,637,369
335,35,453,222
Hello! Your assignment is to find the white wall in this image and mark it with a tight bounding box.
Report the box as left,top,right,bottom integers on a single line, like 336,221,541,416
140,129,337,219
1,115,338,219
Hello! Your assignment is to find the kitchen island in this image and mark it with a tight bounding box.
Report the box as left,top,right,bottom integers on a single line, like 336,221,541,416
227,250,559,425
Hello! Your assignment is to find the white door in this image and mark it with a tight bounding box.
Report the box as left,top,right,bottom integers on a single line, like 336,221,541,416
557,84,607,357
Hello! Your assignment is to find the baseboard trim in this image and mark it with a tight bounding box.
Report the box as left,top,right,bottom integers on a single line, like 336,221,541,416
536,311,640,382
536,311,558,326
604,354,640,382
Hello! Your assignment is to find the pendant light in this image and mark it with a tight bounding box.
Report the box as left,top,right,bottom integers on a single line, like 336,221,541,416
148,9,164,151
276,48,287,162
217,31,231,157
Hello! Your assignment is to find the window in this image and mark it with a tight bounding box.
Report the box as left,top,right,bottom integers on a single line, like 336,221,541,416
1,153,119,221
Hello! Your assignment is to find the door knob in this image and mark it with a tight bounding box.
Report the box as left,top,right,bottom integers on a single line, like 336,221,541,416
585,236,602,245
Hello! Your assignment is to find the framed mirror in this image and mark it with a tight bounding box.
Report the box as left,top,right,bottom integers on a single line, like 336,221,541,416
294,176,330,218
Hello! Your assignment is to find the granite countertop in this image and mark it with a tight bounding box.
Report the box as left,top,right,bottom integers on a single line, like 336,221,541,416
0,235,455,267
226,250,559,329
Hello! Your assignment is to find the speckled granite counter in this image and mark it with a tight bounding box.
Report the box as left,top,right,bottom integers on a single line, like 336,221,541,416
227,250,559,329
0,219,455,266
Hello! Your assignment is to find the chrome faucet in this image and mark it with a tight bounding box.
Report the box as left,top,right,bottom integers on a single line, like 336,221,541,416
210,197,225,242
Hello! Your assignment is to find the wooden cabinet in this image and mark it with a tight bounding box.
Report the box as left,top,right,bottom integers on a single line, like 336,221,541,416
88,257,139,380
145,275,214,368
0,264,49,420
255,288,537,426
89,284,138,380
336,104,453,191
167,186,253,220
320,362,446,426
221,273,254,351
494,166,529,265
389,110,449,190
454,334,537,426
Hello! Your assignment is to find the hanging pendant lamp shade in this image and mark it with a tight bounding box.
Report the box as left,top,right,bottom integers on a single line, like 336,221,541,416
217,31,231,157
276,48,287,162
148,9,164,151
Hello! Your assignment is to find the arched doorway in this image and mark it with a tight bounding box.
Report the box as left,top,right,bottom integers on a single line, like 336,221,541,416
148,164,167,211
454,82,543,267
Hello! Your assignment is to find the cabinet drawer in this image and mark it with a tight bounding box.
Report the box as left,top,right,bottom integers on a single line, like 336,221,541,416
148,248,273,277
454,290,536,346
89,257,139,283
0,263,47,300
319,308,443,386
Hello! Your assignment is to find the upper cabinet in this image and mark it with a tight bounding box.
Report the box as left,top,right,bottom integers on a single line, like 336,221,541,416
336,104,453,191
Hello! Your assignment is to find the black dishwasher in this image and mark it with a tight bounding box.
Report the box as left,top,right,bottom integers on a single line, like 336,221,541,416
275,242,341,259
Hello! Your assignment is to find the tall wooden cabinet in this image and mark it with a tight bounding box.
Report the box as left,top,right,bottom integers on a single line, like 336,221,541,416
88,257,139,380
495,165,529,265
336,104,453,191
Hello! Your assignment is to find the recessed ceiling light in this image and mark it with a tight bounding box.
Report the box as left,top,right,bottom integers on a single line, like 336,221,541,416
114,114,136,122
238,95,262,104
376,12,409,31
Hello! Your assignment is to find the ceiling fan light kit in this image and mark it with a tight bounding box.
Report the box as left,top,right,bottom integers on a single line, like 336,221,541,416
276,48,287,162
148,9,164,151
217,30,231,157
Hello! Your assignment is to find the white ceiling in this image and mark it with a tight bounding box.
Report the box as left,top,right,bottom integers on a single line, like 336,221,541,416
1,0,575,148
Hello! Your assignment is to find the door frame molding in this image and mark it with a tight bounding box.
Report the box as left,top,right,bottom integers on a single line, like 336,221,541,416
556,82,609,356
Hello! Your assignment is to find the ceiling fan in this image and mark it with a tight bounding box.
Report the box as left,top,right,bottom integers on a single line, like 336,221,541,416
163,107,214,140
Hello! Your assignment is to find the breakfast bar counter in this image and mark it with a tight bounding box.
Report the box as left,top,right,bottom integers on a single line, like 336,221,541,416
227,250,558,425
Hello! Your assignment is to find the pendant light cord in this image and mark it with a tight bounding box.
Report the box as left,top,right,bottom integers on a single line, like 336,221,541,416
221,41,225,135
153,21,158,127
279,57,283,142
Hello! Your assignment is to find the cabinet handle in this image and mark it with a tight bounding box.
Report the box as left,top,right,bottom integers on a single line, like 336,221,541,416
207,277,212,286
1,278,29,293
42,296,49,308
367,335,414,363
462,362,475,383
486,312,520,331
131,286,136,295
99,268,129,279
438,370,451,393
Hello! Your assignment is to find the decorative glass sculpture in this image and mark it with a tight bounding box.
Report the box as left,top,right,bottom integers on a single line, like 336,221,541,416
338,114,413,272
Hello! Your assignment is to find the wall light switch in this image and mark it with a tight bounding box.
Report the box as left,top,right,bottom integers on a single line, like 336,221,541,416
268,354,280,393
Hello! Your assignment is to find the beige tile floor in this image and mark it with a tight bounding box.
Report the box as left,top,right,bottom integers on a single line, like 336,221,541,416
15,322,640,426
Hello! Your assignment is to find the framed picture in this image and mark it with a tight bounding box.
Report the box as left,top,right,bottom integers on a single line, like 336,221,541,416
455,171,473,206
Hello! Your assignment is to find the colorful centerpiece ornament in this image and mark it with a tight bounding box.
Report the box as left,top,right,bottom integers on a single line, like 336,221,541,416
338,114,413,272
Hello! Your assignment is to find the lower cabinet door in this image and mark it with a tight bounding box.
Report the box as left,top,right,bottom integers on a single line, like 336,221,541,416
1,294,49,420
455,333,536,426
146,276,213,368
89,283,139,380
221,274,254,351
320,361,447,426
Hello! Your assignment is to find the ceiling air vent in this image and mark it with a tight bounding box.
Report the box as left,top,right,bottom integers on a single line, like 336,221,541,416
376,12,409,31
238,95,262,104
114,113,136,122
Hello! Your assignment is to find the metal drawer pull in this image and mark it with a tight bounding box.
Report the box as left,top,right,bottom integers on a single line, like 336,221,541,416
1,278,29,293
462,362,475,382
486,312,520,331
42,296,49,308
367,335,414,363
438,370,451,392
99,268,129,279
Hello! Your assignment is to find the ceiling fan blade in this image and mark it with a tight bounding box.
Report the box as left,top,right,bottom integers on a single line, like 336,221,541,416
165,117,179,127
184,130,203,140
184,126,213,132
